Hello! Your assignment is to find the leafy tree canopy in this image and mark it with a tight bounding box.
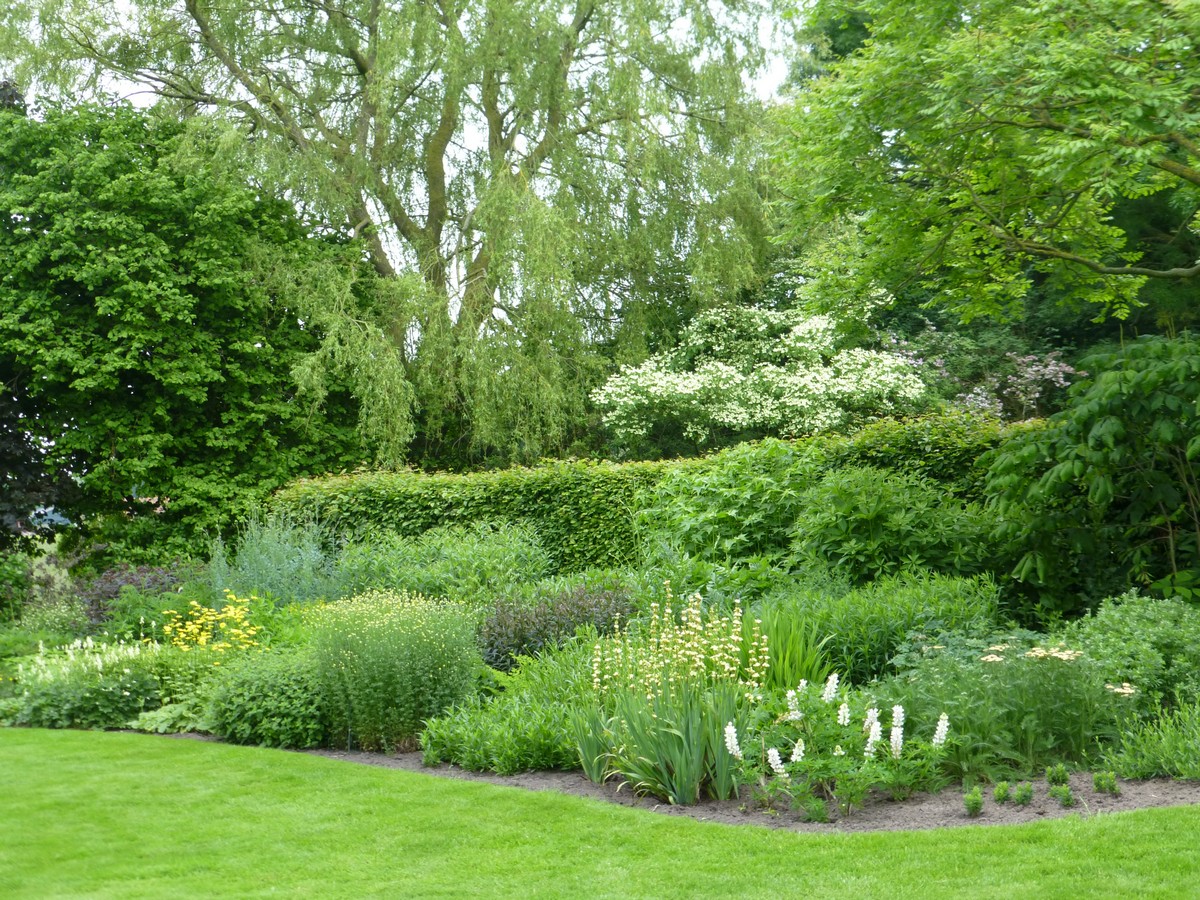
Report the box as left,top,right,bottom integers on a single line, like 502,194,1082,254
3,0,780,465
774,0,1200,324
0,103,368,555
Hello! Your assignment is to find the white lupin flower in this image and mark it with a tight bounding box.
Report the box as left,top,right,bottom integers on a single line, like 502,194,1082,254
767,747,789,778
865,720,883,758
892,705,905,730
932,712,950,748
833,745,846,757
724,722,743,761
791,739,805,763
821,673,840,703
890,723,904,759
837,702,850,726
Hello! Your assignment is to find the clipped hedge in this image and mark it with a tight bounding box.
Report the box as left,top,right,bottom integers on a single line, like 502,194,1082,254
271,460,675,573
813,414,1045,500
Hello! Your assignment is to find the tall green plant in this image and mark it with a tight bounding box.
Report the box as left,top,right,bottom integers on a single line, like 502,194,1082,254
987,335,1200,604
309,590,480,751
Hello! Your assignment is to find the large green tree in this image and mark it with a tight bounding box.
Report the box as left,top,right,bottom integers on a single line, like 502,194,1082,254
3,0,777,464
0,103,368,554
774,0,1200,324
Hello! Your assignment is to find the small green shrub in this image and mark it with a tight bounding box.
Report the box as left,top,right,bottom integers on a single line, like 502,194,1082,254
310,590,481,752
207,650,327,749
789,466,996,583
1045,762,1070,786
1048,784,1075,808
336,523,551,607
761,571,1000,683
1101,702,1200,779
993,781,1011,803
963,785,984,817
1013,782,1034,805
1093,771,1120,796
480,572,633,671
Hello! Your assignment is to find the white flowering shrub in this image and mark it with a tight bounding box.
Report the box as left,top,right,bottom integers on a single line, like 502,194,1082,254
592,306,927,448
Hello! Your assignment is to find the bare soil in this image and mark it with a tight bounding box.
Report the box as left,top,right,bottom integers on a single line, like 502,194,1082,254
298,745,1200,833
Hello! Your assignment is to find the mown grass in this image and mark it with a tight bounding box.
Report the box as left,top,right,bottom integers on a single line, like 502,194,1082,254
2,728,1198,898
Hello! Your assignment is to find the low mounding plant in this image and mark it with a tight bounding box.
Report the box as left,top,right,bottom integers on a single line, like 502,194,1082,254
207,649,327,749
310,590,480,752
886,631,1132,778
1102,702,1200,779
730,674,952,817
76,560,199,623
760,571,1000,683
422,642,600,775
8,637,163,728
480,572,633,671
336,522,551,607
789,465,996,583
1056,591,1200,716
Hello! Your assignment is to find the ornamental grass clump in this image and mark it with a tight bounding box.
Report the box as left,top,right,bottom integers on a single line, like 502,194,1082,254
575,588,768,804
310,590,480,752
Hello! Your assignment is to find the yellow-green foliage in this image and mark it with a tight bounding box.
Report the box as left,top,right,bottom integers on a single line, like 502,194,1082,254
592,587,769,702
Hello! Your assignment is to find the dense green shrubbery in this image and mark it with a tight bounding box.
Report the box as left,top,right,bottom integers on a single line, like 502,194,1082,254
0,552,31,622
637,439,815,562
1057,592,1200,715
338,522,551,606
74,561,199,623
886,629,1130,778
421,644,594,774
479,571,633,670
758,571,1000,684
310,590,480,751
817,414,1040,501
986,334,1200,610
789,466,997,583
206,650,327,749
272,460,671,572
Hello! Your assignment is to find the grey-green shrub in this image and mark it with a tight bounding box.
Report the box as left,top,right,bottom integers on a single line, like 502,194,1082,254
1101,702,1200,779
311,590,481,751
207,649,327,749
209,513,339,604
759,571,1000,683
336,522,551,607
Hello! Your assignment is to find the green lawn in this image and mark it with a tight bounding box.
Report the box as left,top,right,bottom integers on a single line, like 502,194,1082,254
2,728,1198,898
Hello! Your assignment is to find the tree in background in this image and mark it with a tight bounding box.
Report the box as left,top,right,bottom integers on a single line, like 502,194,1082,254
592,303,926,456
774,0,1200,326
0,104,367,555
3,0,779,465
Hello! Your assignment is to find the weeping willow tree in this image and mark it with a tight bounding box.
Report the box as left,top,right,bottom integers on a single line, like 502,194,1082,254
3,0,776,465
